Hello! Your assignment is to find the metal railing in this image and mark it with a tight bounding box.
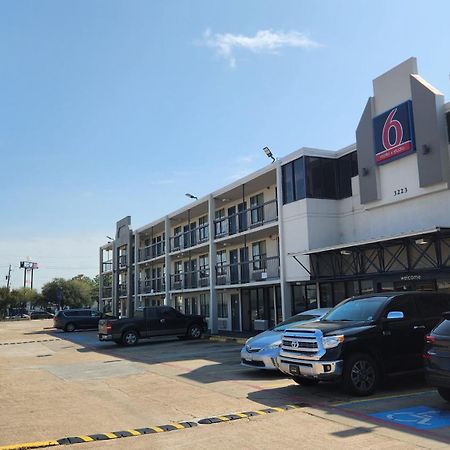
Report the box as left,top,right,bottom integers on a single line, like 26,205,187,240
214,199,278,239
139,278,166,294
216,256,280,286
118,255,127,268
138,241,166,262
170,224,209,252
102,287,112,298
118,283,127,297
170,268,210,290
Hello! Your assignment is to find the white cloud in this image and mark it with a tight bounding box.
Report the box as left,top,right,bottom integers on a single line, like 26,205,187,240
203,28,322,67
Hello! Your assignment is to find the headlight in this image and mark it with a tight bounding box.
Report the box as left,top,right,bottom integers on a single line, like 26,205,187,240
323,335,345,349
267,341,282,350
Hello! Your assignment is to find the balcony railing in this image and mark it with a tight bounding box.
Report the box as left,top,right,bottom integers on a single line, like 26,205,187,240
214,199,278,239
102,287,112,298
139,241,166,262
118,255,127,268
102,260,113,272
118,283,127,297
139,278,166,294
170,224,209,253
216,255,280,286
170,268,210,290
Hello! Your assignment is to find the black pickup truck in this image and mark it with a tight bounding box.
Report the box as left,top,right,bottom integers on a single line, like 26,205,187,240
98,306,208,346
277,291,450,396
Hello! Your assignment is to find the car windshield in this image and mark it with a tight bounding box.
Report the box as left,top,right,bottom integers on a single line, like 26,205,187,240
322,297,389,322
272,314,319,332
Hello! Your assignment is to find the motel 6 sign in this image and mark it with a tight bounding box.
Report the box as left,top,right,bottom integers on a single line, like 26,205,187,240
373,100,416,165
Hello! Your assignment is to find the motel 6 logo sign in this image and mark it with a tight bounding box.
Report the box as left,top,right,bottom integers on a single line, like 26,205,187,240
373,100,416,165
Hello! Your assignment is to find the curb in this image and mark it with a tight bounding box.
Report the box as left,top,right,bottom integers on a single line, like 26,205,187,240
207,335,247,345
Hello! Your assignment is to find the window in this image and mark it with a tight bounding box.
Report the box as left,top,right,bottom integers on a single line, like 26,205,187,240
173,226,182,250
282,152,357,204
250,193,264,224
217,250,227,275
252,241,266,270
293,157,305,199
218,293,228,318
200,293,209,317
384,296,419,319
282,163,294,204
415,294,450,318
174,296,183,312
199,254,209,278
215,209,225,236
198,215,209,241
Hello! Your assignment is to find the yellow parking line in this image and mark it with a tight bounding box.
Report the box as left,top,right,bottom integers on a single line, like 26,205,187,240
0,441,59,450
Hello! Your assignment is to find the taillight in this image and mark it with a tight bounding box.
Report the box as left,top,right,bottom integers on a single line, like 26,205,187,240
106,322,112,332
425,335,435,344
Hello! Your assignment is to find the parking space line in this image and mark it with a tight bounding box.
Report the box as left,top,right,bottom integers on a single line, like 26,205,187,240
332,389,433,407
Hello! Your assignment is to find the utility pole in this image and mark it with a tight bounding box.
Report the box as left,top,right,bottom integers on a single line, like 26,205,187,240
6,265,11,291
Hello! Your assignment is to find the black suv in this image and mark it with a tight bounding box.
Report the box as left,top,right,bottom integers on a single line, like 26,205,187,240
278,291,450,396
424,311,450,402
54,309,105,332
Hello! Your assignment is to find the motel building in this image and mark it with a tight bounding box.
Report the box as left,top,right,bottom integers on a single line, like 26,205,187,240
99,58,450,334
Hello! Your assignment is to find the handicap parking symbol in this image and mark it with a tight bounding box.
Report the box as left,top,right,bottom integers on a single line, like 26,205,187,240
371,406,450,430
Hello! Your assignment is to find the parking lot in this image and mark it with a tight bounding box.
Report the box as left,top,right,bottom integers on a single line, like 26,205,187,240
1,320,450,449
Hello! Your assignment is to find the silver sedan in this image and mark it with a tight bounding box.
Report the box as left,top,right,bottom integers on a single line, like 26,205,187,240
240,308,330,370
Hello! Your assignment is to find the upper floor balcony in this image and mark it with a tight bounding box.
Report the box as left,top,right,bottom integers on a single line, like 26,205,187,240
170,223,209,253
101,286,112,298
214,199,278,240
118,283,127,297
139,278,166,295
102,260,113,273
138,240,166,262
170,268,210,291
216,255,280,286
118,254,128,269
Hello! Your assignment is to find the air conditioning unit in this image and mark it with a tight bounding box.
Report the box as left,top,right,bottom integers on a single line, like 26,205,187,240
252,271,267,281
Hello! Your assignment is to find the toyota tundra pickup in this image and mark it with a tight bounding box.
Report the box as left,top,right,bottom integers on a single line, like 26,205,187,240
98,306,208,346
277,292,450,396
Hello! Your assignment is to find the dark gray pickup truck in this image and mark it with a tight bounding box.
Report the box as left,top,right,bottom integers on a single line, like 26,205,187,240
98,306,208,346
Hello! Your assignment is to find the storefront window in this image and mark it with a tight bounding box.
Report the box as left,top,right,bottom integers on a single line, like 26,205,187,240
360,280,374,295
319,283,333,308
334,282,346,305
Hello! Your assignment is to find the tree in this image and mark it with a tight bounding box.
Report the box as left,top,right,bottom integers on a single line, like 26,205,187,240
0,287,14,318
41,276,97,309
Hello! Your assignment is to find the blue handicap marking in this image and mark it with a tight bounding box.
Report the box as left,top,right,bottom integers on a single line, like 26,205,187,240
371,406,450,430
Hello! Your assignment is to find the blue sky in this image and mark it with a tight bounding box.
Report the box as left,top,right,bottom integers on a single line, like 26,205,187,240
1,0,450,290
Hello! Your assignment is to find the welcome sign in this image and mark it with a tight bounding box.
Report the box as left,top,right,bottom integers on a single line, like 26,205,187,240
373,100,416,164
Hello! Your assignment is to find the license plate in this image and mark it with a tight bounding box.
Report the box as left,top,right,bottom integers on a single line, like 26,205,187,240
289,364,300,376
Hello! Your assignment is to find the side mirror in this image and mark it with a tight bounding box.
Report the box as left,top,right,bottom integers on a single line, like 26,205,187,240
387,311,404,320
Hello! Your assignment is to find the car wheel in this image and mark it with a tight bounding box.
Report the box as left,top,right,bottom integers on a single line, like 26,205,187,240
122,330,139,346
343,353,379,396
292,376,319,386
64,323,76,332
437,387,450,402
187,324,202,339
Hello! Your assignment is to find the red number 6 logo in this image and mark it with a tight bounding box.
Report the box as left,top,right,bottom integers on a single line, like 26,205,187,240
382,108,403,150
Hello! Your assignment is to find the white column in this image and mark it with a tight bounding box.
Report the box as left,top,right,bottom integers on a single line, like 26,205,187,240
134,232,140,312
208,195,218,333
276,161,291,320
164,216,171,306
112,240,118,317
99,248,104,312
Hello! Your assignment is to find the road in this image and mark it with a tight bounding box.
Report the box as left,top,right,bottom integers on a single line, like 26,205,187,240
1,319,450,449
